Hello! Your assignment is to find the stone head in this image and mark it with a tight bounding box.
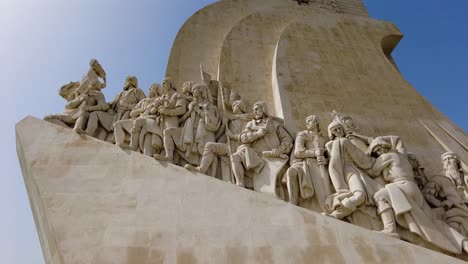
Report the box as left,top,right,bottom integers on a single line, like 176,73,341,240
124,76,138,90
181,81,193,94
192,84,208,100
368,137,392,157
305,115,319,131
328,120,345,140
232,100,247,115
253,101,268,120
161,77,175,92
89,59,98,67
442,152,461,171
148,83,161,98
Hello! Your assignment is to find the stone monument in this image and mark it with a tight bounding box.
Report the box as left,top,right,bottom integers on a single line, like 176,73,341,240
17,0,468,263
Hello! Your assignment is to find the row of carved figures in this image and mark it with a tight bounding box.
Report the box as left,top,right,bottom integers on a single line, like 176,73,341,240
45,59,468,255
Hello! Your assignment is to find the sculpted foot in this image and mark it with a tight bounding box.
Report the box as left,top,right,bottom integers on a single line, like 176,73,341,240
119,143,137,151
184,164,202,172
378,230,400,239
153,154,172,163
329,207,352,219
74,127,86,134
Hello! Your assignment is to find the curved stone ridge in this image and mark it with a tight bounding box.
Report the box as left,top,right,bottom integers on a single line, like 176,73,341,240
16,117,466,264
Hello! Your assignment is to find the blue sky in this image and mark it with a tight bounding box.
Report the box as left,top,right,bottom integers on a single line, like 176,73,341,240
0,0,466,263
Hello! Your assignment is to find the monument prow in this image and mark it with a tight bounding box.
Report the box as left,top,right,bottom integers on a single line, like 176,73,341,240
17,117,466,263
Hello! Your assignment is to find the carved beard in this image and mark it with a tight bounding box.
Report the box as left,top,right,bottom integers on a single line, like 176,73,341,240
445,164,462,186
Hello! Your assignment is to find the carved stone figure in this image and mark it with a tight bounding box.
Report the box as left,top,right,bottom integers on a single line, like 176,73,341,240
114,83,163,154
154,84,220,165
368,138,468,254
109,76,146,123
283,115,330,209
44,82,83,128
230,101,293,187
75,59,107,96
331,111,373,153
422,152,468,236
72,80,111,136
324,120,380,220
45,59,107,131
442,152,468,203
184,100,249,181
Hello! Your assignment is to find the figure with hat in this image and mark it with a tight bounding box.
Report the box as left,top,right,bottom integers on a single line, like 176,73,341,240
368,138,468,254
324,120,380,222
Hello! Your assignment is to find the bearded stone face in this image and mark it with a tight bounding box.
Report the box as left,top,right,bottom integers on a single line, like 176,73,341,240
443,155,459,171
253,104,265,120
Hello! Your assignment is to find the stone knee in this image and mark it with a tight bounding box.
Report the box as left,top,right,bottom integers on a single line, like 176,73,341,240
132,118,145,133
203,142,217,155
374,189,391,214
342,191,365,211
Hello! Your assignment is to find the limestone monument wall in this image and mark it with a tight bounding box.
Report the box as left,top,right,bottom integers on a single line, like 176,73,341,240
17,117,466,263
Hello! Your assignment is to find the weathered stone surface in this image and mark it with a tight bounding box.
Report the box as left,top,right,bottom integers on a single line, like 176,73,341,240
166,0,467,175
17,117,466,263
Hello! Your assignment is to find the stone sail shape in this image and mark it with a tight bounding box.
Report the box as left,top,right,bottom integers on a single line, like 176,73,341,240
17,116,465,264
166,0,467,174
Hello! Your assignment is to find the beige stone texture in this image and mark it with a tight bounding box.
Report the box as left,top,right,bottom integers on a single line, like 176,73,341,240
17,116,467,263
166,0,467,175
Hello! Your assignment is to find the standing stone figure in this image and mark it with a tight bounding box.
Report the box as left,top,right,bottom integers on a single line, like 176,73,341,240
109,76,146,123
114,83,162,154
283,115,330,209
367,138,468,254
155,84,219,165
324,120,379,219
184,100,249,180
230,101,293,187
